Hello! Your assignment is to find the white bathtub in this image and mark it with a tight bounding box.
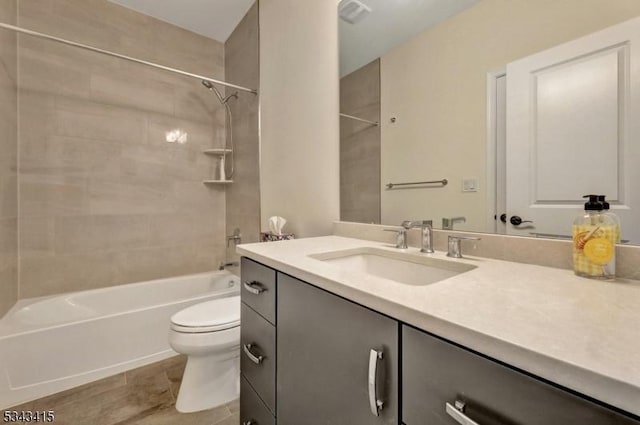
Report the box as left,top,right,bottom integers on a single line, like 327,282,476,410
0,270,239,409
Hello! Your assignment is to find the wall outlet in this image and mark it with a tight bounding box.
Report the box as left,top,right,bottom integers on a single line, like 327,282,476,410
462,178,478,192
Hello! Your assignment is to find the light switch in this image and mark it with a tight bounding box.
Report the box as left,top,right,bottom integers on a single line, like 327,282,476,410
462,178,478,192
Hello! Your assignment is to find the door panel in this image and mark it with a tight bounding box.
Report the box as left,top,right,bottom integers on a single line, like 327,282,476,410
506,16,640,241
277,273,398,425
402,325,640,425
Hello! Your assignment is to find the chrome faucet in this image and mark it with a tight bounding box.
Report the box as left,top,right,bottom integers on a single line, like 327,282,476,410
384,221,412,249
447,235,481,258
227,228,242,247
409,220,434,253
442,216,466,230
384,220,433,252
218,261,239,270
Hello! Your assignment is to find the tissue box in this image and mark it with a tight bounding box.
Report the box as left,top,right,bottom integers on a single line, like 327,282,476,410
261,231,295,242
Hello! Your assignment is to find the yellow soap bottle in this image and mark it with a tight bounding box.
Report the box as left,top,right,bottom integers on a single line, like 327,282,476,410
572,195,616,280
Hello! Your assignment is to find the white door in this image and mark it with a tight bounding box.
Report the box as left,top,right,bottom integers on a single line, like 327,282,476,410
506,16,640,243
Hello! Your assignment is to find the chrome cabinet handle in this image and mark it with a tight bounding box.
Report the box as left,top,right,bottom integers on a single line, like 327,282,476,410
242,421,255,425
243,280,265,295
368,349,384,416
242,343,264,365
446,400,481,425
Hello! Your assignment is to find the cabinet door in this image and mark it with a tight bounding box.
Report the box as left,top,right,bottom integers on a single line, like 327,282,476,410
402,325,640,425
277,273,398,425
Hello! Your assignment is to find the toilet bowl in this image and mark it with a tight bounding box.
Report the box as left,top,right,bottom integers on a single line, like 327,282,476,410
168,295,240,413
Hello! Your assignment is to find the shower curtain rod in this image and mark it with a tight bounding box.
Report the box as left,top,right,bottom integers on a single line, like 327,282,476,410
0,22,258,95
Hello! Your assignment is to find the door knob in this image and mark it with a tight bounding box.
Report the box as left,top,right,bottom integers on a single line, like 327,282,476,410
510,215,533,226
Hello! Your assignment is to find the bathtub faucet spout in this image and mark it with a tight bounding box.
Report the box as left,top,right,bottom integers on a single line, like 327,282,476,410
218,261,239,270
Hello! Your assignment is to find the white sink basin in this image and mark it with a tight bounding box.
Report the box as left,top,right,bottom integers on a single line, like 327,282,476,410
310,247,476,286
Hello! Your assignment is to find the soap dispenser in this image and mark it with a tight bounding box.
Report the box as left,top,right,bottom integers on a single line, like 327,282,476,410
572,195,616,280
598,195,621,243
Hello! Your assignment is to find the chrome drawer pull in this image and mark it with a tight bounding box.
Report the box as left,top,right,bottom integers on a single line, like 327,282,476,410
242,421,255,425
368,349,384,416
243,343,264,365
446,400,481,425
243,280,265,295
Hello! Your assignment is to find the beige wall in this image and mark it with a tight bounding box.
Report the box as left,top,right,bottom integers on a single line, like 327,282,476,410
380,0,640,229
259,0,340,237
17,0,228,297
340,59,380,224
225,2,260,262
0,0,18,316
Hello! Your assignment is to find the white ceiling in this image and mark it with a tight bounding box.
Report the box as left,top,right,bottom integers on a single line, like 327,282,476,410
339,0,479,76
108,0,478,75
108,0,255,43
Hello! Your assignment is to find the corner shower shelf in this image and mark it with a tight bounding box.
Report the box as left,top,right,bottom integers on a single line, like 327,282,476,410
203,148,233,155
203,149,233,186
203,180,234,185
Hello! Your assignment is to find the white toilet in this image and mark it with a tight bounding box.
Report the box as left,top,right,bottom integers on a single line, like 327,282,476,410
168,295,241,413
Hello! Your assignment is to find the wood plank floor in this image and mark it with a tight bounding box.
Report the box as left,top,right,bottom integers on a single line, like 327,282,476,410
9,355,239,425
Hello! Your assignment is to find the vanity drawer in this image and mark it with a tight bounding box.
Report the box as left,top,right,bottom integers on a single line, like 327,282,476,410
402,325,640,425
241,376,275,425
241,257,277,324
241,302,276,414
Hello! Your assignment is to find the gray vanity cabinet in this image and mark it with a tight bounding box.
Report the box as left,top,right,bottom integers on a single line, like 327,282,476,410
402,325,640,425
277,273,399,425
240,256,639,425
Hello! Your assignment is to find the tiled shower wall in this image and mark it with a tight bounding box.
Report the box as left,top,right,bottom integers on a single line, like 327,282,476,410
225,2,260,262
17,0,229,298
0,0,18,316
340,59,381,224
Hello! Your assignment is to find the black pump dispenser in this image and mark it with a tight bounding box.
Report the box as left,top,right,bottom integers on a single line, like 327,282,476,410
597,195,610,210
583,194,602,211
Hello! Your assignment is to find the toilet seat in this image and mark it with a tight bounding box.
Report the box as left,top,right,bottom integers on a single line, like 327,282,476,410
171,296,240,334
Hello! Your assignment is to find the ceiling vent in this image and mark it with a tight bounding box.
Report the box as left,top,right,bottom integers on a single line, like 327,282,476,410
338,0,372,24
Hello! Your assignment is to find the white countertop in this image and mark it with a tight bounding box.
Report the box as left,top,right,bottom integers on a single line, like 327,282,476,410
238,235,640,417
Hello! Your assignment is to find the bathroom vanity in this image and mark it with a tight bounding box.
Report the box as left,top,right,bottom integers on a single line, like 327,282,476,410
238,236,640,425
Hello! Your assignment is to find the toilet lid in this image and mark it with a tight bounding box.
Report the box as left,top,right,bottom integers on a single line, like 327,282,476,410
170,296,240,333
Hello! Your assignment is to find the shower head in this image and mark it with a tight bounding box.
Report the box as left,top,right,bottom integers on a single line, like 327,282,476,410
202,79,238,105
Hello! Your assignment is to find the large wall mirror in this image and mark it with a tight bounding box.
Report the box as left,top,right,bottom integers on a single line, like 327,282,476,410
338,0,640,245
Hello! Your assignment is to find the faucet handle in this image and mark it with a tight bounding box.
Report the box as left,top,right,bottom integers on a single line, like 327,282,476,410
447,235,481,258
384,227,408,249
227,229,242,247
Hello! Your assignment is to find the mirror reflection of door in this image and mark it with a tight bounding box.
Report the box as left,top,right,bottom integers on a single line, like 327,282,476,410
338,1,640,244
502,16,640,242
